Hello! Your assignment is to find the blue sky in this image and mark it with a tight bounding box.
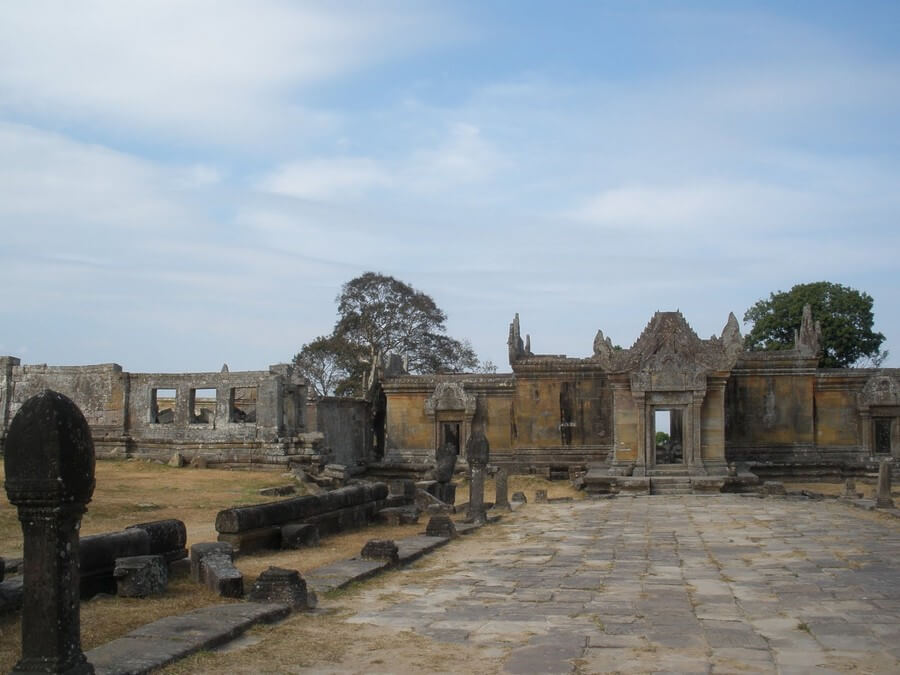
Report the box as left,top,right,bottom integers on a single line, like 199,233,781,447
1,1,898,372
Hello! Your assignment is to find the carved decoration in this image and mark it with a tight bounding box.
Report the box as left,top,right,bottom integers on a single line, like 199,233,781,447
507,313,533,364
795,304,822,358
859,374,900,408
424,382,477,418
592,330,614,368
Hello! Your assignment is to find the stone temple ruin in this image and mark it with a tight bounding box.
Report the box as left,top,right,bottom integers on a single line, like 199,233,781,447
2,306,899,491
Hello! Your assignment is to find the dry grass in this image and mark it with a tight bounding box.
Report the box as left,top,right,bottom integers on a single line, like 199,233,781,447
0,460,309,556
0,460,465,672
0,459,575,672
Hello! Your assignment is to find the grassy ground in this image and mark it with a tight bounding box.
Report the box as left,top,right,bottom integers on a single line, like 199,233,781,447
0,460,578,671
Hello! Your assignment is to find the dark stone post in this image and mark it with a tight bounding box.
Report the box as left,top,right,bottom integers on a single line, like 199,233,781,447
4,390,96,674
466,429,490,525
494,467,510,510
876,460,894,509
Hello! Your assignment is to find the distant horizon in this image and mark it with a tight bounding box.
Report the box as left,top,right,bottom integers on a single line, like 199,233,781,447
2,2,897,373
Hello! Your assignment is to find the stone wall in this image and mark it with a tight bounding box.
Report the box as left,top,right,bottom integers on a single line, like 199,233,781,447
380,310,899,480
0,357,312,466
310,397,371,468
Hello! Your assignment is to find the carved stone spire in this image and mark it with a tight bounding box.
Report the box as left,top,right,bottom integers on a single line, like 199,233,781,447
796,304,822,357
721,312,743,361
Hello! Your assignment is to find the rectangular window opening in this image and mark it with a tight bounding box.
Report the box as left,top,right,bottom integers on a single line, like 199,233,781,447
191,388,217,424
230,386,258,423
151,388,176,424
874,419,892,454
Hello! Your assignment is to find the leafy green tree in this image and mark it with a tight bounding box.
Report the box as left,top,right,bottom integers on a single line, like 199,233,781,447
296,272,481,397
292,334,364,397
743,281,885,368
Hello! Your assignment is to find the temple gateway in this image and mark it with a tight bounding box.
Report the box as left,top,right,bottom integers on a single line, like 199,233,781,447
380,307,898,492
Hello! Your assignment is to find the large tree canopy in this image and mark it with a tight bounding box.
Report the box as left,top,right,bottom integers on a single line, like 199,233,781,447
294,272,481,397
743,281,886,368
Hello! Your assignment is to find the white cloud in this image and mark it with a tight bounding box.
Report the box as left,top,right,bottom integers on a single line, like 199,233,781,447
566,182,816,232
407,123,511,189
0,1,454,148
257,157,392,200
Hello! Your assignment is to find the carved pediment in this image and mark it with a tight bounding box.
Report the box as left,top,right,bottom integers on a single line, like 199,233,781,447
859,374,900,408
424,382,477,417
621,311,742,391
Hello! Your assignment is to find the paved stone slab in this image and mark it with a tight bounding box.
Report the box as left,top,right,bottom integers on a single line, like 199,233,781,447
305,558,387,594
330,495,900,674
86,602,289,674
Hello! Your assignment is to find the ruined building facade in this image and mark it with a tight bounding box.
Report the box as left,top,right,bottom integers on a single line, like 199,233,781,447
2,307,898,483
380,309,899,481
0,358,328,470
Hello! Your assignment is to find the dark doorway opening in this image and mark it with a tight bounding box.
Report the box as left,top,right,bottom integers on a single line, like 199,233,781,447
875,418,892,454
441,421,461,455
654,409,684,464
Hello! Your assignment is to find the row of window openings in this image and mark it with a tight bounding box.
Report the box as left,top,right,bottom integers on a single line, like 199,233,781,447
151,387,257,425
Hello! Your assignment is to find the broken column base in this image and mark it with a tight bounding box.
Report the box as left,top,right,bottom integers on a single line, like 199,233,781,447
114,555,168,598
248,567,316,610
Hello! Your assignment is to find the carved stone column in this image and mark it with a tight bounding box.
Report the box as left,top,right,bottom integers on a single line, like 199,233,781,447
876,460,894,509
494,467,510,510
4,390,96,675
690,391,707,474
633,393,647,476
466,429,490,524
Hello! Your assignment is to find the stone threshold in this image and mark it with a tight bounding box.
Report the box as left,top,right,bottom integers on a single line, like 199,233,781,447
86,601,290,675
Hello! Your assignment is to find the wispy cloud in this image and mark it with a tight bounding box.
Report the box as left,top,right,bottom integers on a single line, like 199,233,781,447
257,157,392,201
0,1,454,149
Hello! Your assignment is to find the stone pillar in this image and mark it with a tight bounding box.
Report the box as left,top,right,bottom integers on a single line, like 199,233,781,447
4,390,96,675
842,478,857,499
494,467,509,510
876,460,894,509
466,428,490,525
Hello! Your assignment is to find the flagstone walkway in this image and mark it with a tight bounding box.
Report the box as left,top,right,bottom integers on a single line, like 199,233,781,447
343,495,900,674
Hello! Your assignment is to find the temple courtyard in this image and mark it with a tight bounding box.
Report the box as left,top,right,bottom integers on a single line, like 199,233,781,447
160,494,900,674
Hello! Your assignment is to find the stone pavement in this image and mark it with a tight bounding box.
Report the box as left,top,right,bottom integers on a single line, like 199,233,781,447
344,495,900,674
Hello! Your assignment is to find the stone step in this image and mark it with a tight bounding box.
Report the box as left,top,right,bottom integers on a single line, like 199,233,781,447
652,489,693,495
650,477,692,485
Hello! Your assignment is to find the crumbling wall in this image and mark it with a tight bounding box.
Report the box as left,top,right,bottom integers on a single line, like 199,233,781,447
313,397,370,467
0,357,309,465
1,360,129,455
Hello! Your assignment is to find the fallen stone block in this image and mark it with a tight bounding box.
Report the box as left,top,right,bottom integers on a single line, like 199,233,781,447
415,488,454,514
511,491,527,503
200,553,243,598
85,602,290,674
762,481,786,496
168,452,185,468
0,577,23,615
425,514,457,539
280,523,320,549
388,479,416,501
190,542,234,583
217,526,281,555
114,555,168,598
127,518,188,564
248,567,316,610
378,506,421,526
361,539,400,564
